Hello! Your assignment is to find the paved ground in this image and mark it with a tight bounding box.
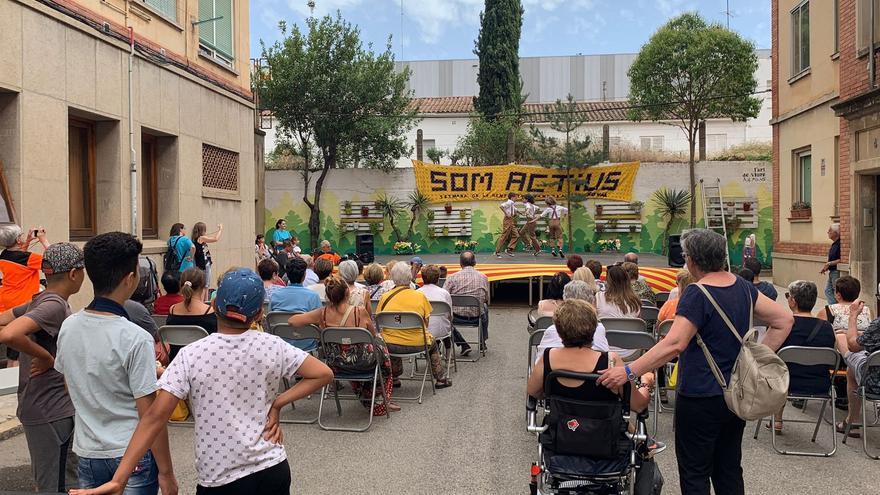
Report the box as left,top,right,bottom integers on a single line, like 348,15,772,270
2,304,879,494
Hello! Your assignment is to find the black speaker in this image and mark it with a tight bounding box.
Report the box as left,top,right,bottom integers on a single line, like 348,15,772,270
668,235,685,268
356,234,374,261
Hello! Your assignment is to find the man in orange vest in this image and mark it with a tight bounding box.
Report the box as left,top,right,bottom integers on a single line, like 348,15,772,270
314,239,341,266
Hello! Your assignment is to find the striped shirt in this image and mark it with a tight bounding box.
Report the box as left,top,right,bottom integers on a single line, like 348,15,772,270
444,266,489,318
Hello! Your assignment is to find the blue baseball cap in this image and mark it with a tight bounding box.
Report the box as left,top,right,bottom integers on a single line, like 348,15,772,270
214,268,265,322
410,256,424,265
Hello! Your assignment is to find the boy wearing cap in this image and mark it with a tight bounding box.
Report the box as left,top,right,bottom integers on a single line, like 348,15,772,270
71,268,334,495
0,242,85,491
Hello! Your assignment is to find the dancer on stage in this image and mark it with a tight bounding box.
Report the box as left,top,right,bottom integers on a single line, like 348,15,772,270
518,194,542,256
540,196,568,257
494,192,521,258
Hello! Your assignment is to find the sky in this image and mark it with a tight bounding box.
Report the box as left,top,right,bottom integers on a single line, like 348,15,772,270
249,0,771,61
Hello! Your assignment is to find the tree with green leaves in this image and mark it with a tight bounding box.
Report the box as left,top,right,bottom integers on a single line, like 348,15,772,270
258,13,418,250
474,0,524,120
529,94,603,251
628,13,760,227
652,188,692,254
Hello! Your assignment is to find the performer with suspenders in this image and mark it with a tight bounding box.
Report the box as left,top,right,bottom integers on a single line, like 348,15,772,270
494,192,521,258
540,196,569,257
518,194,542,256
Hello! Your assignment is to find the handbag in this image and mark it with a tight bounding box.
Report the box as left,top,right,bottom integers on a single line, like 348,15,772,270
693,284,789,421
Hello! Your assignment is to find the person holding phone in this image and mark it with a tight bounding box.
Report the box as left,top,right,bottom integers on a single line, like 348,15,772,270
0,224,49,367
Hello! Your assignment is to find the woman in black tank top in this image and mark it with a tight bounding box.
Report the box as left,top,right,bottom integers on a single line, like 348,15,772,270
527,300,653,412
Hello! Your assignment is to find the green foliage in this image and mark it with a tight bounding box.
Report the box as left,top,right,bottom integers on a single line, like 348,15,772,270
454,116,531,165
258,12,418,248
628,13,761,226
713,141,771,161
374,194,406,242
473,0,524,120
425,147,446,164
404,191,430,241
652,188,692,254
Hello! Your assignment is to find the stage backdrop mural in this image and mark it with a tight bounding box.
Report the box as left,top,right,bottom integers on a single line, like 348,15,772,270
265,160,773,266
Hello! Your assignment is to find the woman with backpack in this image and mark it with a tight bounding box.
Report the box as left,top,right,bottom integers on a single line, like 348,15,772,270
598,229,793,495
191,222,223,289
166,223,194,273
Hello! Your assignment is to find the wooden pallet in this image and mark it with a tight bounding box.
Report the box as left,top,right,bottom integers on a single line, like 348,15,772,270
705,197,759,230
340,201,385,234
595,201,643,233
428,207,472,237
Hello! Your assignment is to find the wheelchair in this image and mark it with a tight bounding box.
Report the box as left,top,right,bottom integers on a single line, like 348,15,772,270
526,371,656,495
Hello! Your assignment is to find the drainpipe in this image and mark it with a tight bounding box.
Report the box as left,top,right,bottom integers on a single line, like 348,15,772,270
872,0,877,89
128,27,138,236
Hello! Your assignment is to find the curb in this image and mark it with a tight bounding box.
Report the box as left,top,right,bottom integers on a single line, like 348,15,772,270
0,420,23,441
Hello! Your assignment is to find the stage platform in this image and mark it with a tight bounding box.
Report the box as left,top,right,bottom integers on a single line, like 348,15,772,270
372,252,679,303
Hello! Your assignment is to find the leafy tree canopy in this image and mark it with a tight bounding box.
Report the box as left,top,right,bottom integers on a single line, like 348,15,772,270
474,0,524,120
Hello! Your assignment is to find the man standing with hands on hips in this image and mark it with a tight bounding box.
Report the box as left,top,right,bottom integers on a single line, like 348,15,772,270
821,223,841,303
494,192,520,258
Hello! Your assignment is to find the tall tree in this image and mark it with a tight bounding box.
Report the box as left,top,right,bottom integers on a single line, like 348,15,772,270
628,13,760,227
259,13,418,250
529,95,603,251
474,0,524,120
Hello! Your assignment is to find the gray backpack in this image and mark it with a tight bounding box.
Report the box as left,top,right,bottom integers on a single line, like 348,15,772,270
694,284,789,421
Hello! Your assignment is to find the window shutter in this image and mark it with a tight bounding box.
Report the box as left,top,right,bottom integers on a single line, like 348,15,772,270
144,0,177,21
198,0,215,47
214,0,234,58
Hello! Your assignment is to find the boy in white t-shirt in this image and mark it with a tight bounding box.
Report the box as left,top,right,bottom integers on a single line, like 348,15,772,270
71,268,334,495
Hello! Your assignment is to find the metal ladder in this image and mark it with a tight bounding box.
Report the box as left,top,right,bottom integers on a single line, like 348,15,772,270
699,178,731,270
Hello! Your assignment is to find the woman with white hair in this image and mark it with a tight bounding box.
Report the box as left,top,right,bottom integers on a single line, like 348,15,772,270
339,259,370,314
536,280,608,358
0,224,50,364
376,262,451,388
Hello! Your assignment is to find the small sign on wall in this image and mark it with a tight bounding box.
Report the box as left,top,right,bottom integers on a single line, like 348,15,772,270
821,158,826,176
864,207,874,229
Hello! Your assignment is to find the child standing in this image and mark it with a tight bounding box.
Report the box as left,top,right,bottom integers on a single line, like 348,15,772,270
518,194,542,256
540,196,569,257
71,268,333,495
494,192,521,258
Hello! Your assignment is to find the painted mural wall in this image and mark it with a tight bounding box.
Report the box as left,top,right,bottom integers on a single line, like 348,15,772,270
265,161,773,266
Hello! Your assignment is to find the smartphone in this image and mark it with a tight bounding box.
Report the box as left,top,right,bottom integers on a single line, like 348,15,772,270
32,229,39,237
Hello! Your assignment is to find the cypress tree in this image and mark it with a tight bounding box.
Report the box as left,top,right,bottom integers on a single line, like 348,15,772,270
473,0,523,120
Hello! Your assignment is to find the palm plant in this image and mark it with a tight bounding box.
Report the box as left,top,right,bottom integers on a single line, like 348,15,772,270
652,188,692,254
374,194,406,242
404,191,430,241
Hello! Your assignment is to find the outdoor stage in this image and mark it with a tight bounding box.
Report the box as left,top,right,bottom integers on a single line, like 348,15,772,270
373,252,679,305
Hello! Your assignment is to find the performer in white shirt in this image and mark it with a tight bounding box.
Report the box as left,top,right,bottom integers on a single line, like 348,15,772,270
540,196,569,257
494,192,521,258
518,194,542,256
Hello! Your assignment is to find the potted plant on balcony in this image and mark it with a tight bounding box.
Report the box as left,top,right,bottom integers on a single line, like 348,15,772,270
790,201,811,219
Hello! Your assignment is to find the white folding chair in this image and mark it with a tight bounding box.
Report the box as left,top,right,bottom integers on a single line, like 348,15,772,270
318,327,390,432
753,346,840,457
527,329,545,376
605,329,660,435
151,314,167,328
533,316,554,332
158,325,209,426
640,298,655,308
375,311,436,403
601,317,648,333
654,291,671,309
430,301,457,373
269,323,323,424
639,306,660,323
451,294,487,361
842,350,880,459
265,311,296,331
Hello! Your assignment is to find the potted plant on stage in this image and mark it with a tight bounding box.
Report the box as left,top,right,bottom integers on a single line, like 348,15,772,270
629,224,638,233
426,210,435,222
597,239,621,252
444,202,453,214
596,223,605,233
360,205,370,217
631,201,643,214
343,201,353,215
393,241,421,255
596,204,604,216
459,209,467,220
442,226,450,237
790,201,811,219
742,200,753,213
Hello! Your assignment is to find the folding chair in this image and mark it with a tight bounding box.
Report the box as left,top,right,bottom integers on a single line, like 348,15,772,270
265,311,295,331
375,312,436,403
605,329,660,435
655,319,676,412
843,350,880,459
151,314,167,328
600,317,648,334
370,299,379,314
527,329,545,375
533,315,554,332
639,306,660,323
753,346,840,457
654,291,671,309
430,301,457,373
158,325,209,425
318,326,391,432
451,294,487,361
438,277,446,288
640,298,655,308
269,323,323,424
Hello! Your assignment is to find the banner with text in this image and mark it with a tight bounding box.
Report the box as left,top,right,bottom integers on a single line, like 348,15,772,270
412,160,641,203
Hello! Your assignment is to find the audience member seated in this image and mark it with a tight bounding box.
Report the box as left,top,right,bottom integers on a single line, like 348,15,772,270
410,257,424,282
838,300,880,438
418,265,453,340
585,259,605,291
307,258,334,303
767,280,836,432
273,240,296,274
623,261,655,305
301,254,319,287
270,257,322,315
571,267,598,292
566,254,584,274
743,258,778,301
167,267,217,334
376,262,451,388
354,259,366,288
537,272,570,317
444,251,490,357
596,265,641,360
290,276,398,416
364,263,388,301
258,259,285,304
153,271,183,316
537,281,608,358
339,260,370,312
623,252,639,265
816,275,872,355
315,239,342,266
658,270,694,322
527,299,652,414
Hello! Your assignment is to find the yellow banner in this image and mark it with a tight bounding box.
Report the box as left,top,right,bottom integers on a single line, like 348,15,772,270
412,160,641,203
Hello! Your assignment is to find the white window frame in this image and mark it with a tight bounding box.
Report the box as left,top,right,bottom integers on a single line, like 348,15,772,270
791,1,810,77
793,148,812,205
639,136,664,152
198,0,235,63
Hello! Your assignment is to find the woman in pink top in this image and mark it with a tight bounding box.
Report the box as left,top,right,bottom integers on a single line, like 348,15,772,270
537,272,571,316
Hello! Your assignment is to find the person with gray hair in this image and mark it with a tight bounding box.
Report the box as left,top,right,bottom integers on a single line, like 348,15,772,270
338,259,370,311
315,239,341,266
821,223,842,303
624,252,639,264
0,224,50,366
598,228,793,493
300,254,319,286
376,262,451,388
536,280,609,358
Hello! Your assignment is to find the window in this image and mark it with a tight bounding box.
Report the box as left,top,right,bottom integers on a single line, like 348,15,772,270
858,0,880,51
640,136,664,152
422,139,436,151
143,0,177,21
794,149,812,205
202,144,239,192
198,0,234,60
141,135,159,239
706,134,727,152
834,0,839,54
69,119,96,239
791,1,810,76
